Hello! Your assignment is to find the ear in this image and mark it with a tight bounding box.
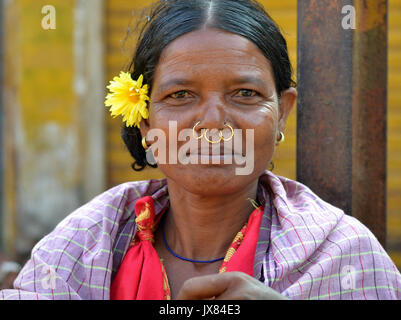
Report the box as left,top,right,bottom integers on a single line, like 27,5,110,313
138,118,151,140
277,87,297,133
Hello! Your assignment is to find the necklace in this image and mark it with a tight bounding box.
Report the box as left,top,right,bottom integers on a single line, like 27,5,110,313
161,217,225,263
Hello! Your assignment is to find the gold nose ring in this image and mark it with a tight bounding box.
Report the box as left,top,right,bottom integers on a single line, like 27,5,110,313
219,123,234,142
192,121,235,144
192,121,204,140
203,129,222,144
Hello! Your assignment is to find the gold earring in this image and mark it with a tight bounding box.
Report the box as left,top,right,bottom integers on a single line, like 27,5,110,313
142,136,149,151
219,123,234,142
276,131,285,145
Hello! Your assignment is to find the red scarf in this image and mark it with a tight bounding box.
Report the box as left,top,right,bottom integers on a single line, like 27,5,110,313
110,196,263,300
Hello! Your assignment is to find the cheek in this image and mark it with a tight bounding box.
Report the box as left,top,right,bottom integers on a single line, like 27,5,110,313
147,110,194,164
149,104,190,131
251,111,278,166
149,106,170,128
254,124,276,157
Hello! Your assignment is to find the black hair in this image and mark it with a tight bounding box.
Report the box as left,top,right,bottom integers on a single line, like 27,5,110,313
121,0,296,171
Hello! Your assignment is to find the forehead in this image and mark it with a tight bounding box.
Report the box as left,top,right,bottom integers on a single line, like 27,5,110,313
154,28,273,79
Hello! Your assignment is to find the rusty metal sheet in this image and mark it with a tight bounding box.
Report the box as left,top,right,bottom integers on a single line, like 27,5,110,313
297,0,354,214
352,0,387,247
0,0,4,252
297,0,387,247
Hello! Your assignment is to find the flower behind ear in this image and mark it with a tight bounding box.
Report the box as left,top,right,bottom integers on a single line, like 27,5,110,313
105,72,150,128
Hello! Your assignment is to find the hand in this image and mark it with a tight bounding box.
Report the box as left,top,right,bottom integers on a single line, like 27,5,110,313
176,271,288,300
0,256,20,290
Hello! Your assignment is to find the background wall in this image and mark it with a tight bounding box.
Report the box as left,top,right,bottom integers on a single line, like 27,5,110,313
1,0,400,272
2,0,81,258
388,0,401,270
1,0,105,260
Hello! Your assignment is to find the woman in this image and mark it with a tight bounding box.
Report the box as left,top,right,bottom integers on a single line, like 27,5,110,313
1,0,400,300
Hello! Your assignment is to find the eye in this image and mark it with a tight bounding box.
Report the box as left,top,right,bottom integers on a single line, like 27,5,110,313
169,90,191,99
236,89,259,97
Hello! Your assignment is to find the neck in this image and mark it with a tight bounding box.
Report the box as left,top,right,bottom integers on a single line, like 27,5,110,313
163,178,259,262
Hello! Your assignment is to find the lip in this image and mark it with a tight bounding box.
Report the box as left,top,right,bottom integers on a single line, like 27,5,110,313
187,153,236,164
183,145,245,165
185,146,243,157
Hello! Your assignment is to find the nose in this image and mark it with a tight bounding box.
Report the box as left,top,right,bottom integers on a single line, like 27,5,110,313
195,93,227,131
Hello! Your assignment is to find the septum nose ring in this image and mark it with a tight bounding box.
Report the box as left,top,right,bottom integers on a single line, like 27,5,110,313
192,121,235,143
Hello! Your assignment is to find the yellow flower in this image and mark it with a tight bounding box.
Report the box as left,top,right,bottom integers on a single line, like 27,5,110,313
105,72,150,128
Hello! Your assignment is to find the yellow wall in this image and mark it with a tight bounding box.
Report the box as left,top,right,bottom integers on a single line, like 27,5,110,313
105,0,400,269
264,1,297,180
388,0,401,267
105,0,166,186
2,0,86,257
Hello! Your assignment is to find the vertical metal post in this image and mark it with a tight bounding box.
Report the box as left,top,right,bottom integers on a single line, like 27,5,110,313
74,0,106,203
297,0,354,215
297,0,387,247
352,0,387,247
0,0,5,252
2,0,18,259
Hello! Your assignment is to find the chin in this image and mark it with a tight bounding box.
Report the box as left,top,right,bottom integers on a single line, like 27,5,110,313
160,163,259,196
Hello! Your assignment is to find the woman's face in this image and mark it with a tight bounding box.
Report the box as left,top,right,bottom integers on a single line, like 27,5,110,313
141,28,296,195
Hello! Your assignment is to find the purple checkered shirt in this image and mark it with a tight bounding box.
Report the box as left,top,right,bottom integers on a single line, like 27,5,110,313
1,171,400,300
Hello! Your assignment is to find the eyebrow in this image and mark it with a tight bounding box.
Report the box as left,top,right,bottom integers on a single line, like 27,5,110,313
157,79,196,95
156,75,267,95
230,75,267,89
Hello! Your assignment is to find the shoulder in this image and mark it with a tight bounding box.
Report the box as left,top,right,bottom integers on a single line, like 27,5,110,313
260,171,344,219
323,214,401,299
5,178,168,300
259,171,345,249
35,178,169,257
56,178,167,233
333,212,400,277
32,177,169,264
258,172,401,299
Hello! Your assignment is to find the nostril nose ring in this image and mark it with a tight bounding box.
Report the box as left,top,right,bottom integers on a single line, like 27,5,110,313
220,123,234,142
204,129,222,144
192,121,235,143
192,121,204,140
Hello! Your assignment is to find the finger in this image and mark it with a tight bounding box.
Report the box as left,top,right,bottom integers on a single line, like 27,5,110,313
214,282,286,300
213,272,262,300
179,272,287,300
176,273,234,300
